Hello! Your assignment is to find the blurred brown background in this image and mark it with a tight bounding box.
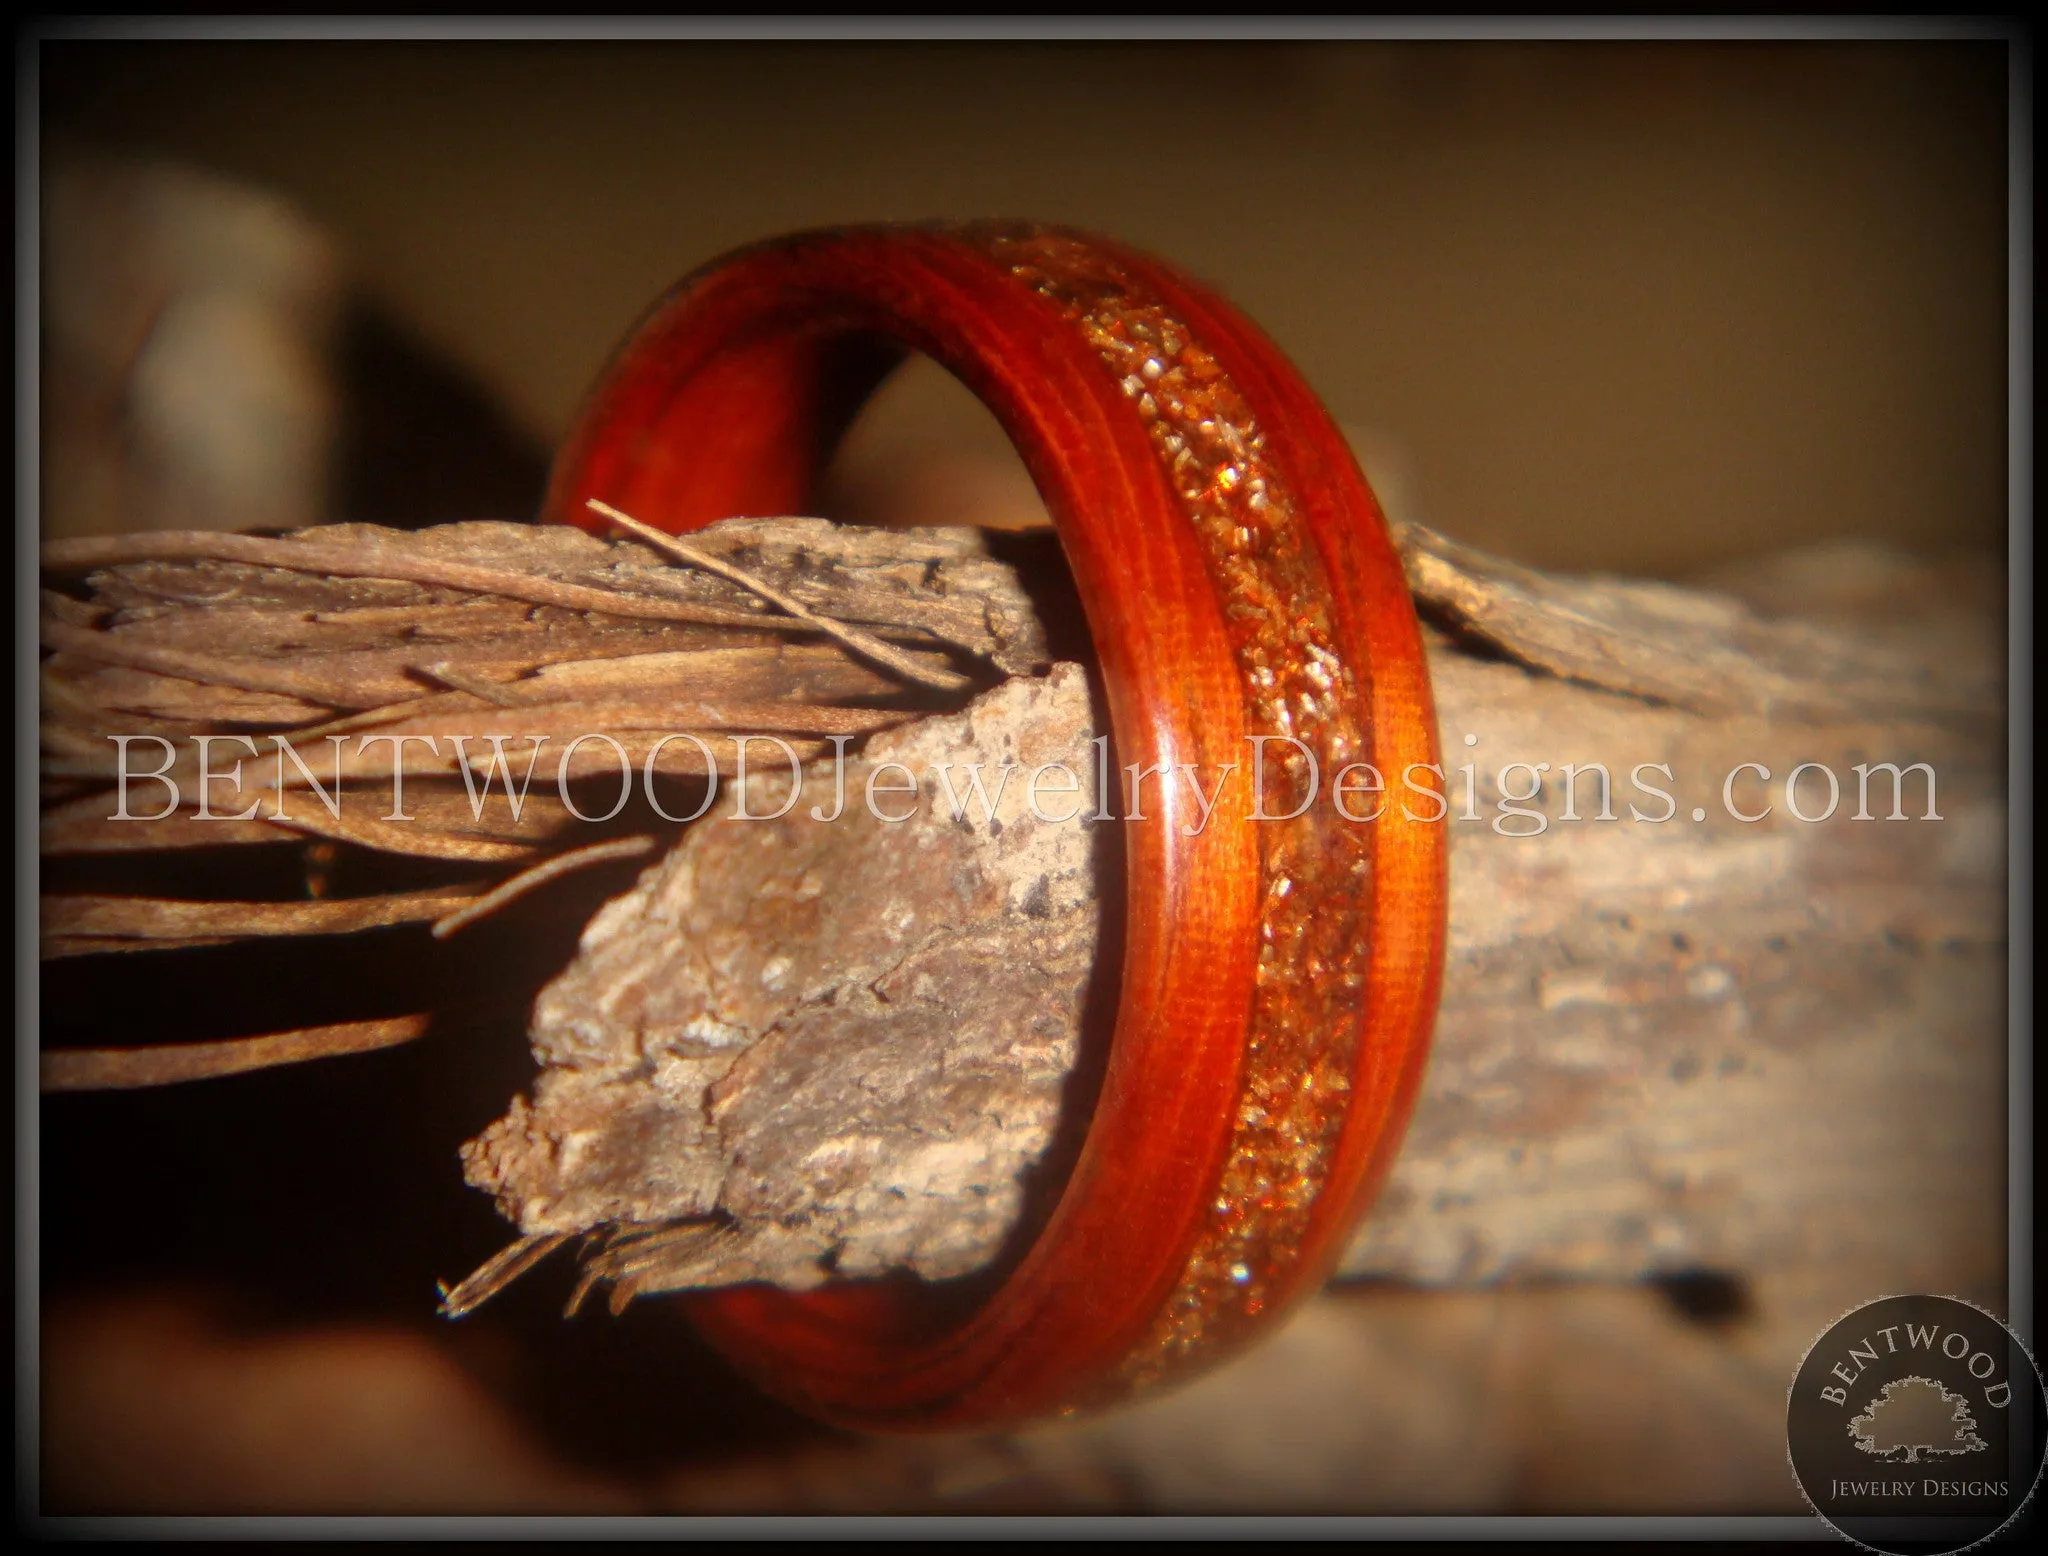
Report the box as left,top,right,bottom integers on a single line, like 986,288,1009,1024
43,38,2008,571
36,35,2014,1519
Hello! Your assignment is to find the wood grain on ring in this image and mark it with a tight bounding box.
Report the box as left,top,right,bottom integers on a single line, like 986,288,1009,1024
544,222,1446,1430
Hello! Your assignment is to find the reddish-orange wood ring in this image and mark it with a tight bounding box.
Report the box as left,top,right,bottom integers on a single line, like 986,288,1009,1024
544,223,1446,1431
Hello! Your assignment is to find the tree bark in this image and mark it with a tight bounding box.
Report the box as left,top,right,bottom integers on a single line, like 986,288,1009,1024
448,523,2008,1308
40,517,2007,1310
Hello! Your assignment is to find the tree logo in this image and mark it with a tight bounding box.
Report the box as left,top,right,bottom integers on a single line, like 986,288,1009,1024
1849,1376,1988,1464
1787,1294,2045,1554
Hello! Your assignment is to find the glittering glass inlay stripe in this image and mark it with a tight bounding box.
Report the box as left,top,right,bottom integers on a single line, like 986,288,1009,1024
972,228,1377,1392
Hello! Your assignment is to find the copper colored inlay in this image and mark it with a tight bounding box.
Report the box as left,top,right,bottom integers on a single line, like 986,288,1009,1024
972,229,1377,1390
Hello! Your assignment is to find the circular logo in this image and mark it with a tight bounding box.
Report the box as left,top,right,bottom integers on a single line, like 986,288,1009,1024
1788,1294,2046,1553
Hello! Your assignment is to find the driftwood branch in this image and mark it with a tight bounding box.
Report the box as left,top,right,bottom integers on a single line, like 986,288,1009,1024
452,522,2005,1307
38,516,2005,1311
41,1015,435,1092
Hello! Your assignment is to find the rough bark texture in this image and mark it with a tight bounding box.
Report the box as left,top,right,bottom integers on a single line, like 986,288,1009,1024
463,666,1102,1291
39,517,1047,949
453,521,2005,1301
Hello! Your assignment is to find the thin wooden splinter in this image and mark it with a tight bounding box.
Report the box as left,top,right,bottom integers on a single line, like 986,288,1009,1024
419,662,527,708
586,499,972,694
564,1219,736,1319
41,1013,433,1092
437,1231,575,1318
40,885,486,958
40,529,793,633
430,835,659,939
